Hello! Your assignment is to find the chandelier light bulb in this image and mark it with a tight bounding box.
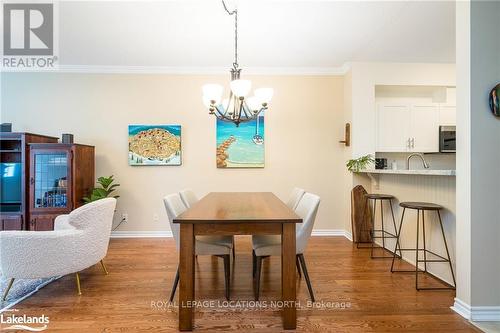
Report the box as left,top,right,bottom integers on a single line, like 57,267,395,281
246,96,260,111
202,84,223,104
230,79,252,98
254,88,274,105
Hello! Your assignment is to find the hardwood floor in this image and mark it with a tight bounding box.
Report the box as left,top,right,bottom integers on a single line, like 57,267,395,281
11,237,478,332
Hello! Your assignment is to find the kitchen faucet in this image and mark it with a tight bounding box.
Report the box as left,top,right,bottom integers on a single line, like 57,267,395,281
406,153,430,170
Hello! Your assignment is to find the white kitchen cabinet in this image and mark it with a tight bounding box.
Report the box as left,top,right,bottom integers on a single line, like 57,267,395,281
376,103,439,153
376,104,411,152
410,105,440,152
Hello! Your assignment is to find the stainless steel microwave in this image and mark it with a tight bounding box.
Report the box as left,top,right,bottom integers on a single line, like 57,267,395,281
439,126,456,153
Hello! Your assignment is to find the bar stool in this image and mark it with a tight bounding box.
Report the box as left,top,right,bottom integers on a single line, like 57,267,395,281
358,194,401,259
391,202,456,290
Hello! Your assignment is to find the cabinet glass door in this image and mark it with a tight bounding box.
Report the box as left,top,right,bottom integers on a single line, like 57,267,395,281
33,153,69,209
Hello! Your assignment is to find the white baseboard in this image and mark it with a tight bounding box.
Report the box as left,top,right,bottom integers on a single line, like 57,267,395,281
471,306,500,321
111,229,351,239
111,230,173,238
452,298,500,322
452,298,472,320
311,229,348,237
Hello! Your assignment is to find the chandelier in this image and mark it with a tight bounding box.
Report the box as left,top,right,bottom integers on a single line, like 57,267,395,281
202,0,274,127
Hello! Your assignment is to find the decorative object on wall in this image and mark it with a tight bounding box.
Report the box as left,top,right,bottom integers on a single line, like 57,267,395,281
201,0,273,127
216,114,264,168
128,125,181,166
339,123,351,146
346,154,375,172
489,83,499,117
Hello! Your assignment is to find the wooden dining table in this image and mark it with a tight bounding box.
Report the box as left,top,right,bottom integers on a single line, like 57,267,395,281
173,192,302,331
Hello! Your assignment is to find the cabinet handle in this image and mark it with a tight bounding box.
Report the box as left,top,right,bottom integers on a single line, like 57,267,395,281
411,138,415,148
407,138,411,149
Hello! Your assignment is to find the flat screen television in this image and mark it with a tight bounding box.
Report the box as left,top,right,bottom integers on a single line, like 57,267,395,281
1,162,22,203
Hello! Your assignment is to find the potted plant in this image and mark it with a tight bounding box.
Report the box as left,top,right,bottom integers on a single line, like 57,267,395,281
83,175,120,203
346,154,375,172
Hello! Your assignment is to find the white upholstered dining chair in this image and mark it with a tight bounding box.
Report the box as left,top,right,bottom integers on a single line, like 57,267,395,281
286,187,305,210
179,189,236,259
252,192,320,301
0,198,116,300
179,189,198,208
163,193,234,301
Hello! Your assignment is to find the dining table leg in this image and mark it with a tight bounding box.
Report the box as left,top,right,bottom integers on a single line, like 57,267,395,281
179,223,195,331
281,223,297,329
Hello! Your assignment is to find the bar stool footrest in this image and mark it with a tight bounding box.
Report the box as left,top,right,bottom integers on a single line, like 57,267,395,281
371,229,398,239
393,248,449,261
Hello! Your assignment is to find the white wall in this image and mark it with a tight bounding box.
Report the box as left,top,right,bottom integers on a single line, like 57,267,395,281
455,0,500,316
455,0,472,309
1,73,346,233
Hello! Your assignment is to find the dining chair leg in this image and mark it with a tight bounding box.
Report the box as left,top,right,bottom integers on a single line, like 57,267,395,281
252,250,256,277
296,255,302,278
254,256,263,301
2,278,15,301
232,238,236,259
169,266,180,302
223,255,231,300
297,254,315,302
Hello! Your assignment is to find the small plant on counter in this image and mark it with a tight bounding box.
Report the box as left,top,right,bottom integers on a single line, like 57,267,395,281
83,175,120,203
346,154,375,172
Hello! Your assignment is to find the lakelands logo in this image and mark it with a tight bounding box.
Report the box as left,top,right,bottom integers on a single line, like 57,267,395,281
0,310,49,331
2,2,58,69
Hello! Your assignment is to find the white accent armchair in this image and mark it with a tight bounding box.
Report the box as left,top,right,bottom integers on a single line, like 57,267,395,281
0,198,116,300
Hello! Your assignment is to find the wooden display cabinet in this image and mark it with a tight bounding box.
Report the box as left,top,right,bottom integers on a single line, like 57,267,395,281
0,132,58,230
28,143,95,231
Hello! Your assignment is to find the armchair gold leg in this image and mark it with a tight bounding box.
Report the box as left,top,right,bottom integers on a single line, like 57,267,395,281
75,273,82,296
100,260,109,275
2,278,15,301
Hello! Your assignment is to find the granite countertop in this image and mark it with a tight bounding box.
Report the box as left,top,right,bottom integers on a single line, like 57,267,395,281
357,169,456,176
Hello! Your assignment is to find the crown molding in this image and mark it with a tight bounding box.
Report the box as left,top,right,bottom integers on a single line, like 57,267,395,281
1,64,351,76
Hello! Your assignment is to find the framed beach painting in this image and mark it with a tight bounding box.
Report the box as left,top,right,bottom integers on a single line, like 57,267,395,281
216,114,264,168
128,125,181,166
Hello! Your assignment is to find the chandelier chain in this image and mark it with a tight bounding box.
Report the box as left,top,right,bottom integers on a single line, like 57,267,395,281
221,0,238,69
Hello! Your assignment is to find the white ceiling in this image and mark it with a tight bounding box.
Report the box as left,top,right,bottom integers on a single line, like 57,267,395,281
58,0,456,71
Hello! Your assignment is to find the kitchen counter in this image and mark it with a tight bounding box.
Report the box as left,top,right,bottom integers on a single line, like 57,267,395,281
354,168,457,287
357,169,456,176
